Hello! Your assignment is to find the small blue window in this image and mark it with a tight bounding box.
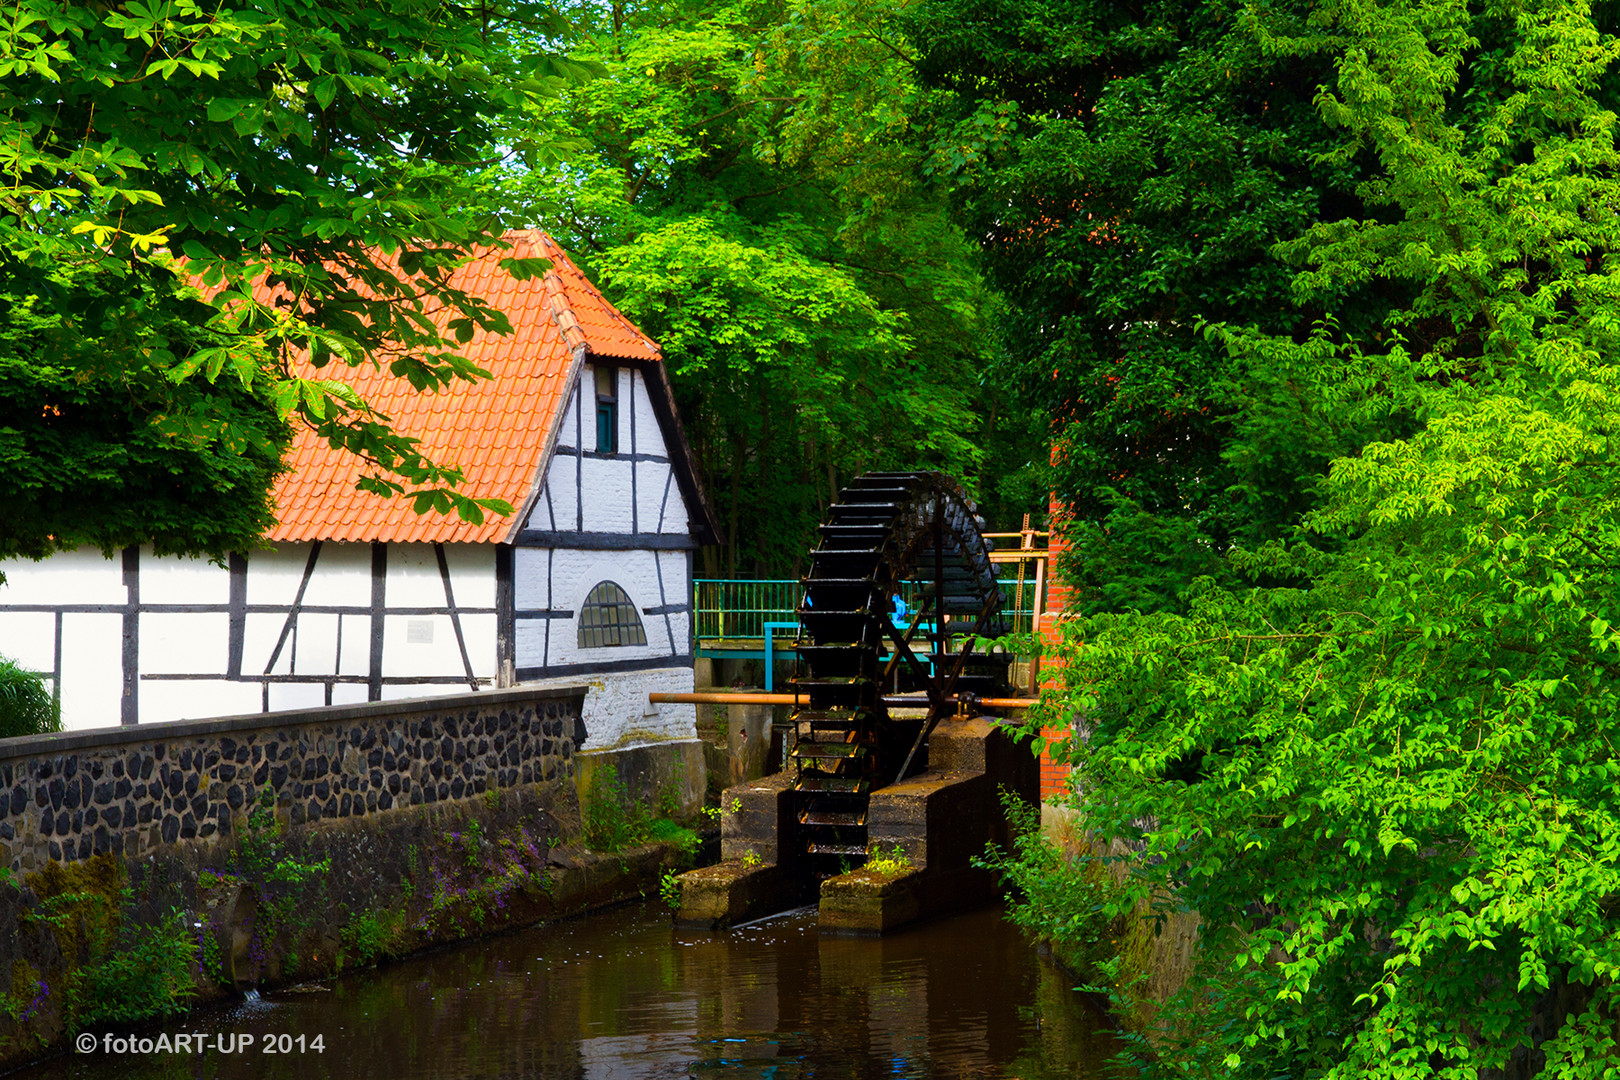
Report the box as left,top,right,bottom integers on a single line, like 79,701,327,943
594,365,618,453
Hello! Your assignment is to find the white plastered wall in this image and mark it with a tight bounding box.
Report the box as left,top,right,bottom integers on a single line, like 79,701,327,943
629,369,689,536
0,361,702,736
533,367,690,539
0,541,499,731
512,545,694,749
378,543,497,683
508,362,699,750
513,549,687,666
519,666,696,752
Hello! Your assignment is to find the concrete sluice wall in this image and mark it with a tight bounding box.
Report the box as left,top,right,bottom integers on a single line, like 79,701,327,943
678,715,1039,934
0,687,705,1070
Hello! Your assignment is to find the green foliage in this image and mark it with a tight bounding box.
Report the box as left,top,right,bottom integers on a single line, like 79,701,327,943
646,818,702,862
862,843,913,877
974,794,1108,973
583,767,650,853
1024,3,1620,1076
509,0,1033,573
23,857,125,962
412,814,552,937
3,960,48,1034
658,870,683,911
0,657,59,739
70,908,197,1028
229,793,331,949
235,794,330,888
0,0,588,557
905,0,1387,608
340,910,409,967
458,820,486,871
0,265,291,560
700,796,743,825
583,768,700,860
22,858,196,1032
197,925,225,987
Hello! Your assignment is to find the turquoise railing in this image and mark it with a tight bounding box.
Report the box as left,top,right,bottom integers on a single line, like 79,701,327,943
694,579,800,641
694,575,1036,645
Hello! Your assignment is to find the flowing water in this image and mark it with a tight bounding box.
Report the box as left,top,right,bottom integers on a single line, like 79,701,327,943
19,901,1126,1079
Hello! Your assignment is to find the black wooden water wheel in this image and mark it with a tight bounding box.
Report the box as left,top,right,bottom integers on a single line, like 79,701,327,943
790,471,1010,869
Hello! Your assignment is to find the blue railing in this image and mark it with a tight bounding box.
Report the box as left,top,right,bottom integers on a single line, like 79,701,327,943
694,576,1036,655
694,579,800,641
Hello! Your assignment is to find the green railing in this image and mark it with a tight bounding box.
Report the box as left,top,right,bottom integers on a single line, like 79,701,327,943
694,579,800,641
694,575,1037,645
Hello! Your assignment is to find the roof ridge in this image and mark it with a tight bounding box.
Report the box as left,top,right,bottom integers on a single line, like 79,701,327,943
525,236,661,361
544,269,589,353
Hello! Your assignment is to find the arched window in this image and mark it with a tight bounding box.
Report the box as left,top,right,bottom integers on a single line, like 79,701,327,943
578,581,648,648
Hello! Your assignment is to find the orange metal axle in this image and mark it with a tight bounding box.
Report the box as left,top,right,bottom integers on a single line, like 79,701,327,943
647,691,1036,710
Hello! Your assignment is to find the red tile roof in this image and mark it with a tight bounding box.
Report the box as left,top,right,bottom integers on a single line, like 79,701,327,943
262,231,662,544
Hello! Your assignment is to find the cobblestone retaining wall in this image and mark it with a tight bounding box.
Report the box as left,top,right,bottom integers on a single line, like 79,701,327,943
0,686,586,874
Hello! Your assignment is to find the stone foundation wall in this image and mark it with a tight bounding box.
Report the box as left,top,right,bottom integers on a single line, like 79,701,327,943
0,686,586,875
0,774,693,1070
0,685,724,1070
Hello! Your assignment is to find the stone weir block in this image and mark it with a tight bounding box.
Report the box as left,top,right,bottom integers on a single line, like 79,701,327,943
678,716,1039,933
0,685,588,875
675,771,815,927
820,716,1038,935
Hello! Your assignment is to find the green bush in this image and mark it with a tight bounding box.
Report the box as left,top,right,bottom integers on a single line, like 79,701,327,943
645,818,700,860
583,768,648,852
71,908,197,1027
341,910,408,967
864,843,913,877
974,792,1110,977
0,657,59,739
584,769,703,860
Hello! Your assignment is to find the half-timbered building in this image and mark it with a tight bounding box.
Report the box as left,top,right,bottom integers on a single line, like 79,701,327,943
0,231,719,747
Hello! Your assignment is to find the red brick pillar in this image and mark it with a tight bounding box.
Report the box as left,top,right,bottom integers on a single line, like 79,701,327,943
1036,492,1074,800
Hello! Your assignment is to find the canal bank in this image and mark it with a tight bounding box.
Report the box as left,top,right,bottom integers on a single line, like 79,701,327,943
8,900,1126,1080
0,686,708,1070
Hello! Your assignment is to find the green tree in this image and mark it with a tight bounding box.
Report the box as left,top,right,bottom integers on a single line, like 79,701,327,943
0,260,290,558
0,0,582,559
905,0,1396,613
506,0,1030,574
1030,1,1620,1075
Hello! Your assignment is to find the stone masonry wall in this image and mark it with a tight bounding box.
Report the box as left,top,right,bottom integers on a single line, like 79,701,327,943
0,686,586,875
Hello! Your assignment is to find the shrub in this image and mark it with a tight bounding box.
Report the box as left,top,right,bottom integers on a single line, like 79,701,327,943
583,768,648,852
864,844,913,877
341,910,408,967
71,908,197,1027
974,792,1110,977
24,859,198,1030
0,658,59,739
658,871,682,910
584,766,704,862
645,818,700,861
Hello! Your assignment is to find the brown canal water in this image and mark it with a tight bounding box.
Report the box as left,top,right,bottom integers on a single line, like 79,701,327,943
19,901,1125,1079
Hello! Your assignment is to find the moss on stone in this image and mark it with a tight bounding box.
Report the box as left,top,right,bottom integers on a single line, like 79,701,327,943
24,855,124,961
7,960,39,1011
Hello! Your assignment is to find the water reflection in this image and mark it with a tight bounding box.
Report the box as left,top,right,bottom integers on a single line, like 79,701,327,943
18,902,1122,1079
